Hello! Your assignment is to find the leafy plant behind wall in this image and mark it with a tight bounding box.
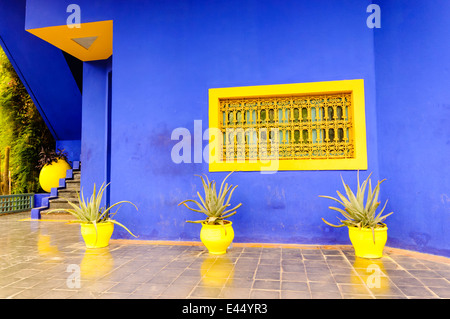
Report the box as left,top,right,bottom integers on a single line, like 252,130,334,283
37,147,69,169
0,46,55,193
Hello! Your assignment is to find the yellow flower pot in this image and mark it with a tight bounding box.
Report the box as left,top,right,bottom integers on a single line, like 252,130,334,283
200,221,234,255
80,222,114,249
39,159,71,193
348,226,388,259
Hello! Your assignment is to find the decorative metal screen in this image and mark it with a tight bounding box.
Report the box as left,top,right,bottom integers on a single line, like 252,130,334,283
218,92,354,161
0,194,34,213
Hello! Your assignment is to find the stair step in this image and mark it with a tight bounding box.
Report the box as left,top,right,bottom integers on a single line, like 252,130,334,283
58,189,79,197
65,180,80,190
47,198,78,209
50,198,79,204
72,172,80,181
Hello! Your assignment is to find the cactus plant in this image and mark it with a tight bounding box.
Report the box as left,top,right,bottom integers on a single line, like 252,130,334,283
319,171,393,241
178,172,242,225
0,146,11,195
0,153,2,194
46,182,137,234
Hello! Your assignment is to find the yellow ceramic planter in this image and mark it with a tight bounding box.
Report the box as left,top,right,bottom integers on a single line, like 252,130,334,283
39,159,71,192
80,222,114,248
348,226,388,259
200,221,234,255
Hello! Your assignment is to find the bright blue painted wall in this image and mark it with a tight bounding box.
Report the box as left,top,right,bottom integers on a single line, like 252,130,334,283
108,0,380,246
56,140,81,163
80,57,112,199
374,0,450,256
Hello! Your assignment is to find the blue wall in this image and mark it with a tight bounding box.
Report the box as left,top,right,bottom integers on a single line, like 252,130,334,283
108,0,380,246
375,0,450,256
80,57,112,199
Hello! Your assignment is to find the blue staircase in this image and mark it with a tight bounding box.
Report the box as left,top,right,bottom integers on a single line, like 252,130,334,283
31,161,81,219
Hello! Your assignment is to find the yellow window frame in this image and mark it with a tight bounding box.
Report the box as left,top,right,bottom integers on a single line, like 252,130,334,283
208,79,367,172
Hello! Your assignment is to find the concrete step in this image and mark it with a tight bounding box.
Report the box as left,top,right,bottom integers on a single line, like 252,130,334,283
72,171,80,181
57,189,79,198
65,179,80,190
49,197,78,205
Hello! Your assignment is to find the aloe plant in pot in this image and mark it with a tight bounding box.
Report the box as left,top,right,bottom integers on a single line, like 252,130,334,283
179,172,242,255
319,172,393,259
46,182,138,248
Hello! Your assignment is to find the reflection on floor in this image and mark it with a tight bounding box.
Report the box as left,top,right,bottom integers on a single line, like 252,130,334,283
0,212,449,299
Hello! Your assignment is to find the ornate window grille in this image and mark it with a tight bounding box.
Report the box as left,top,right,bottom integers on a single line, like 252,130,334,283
219,93,354,161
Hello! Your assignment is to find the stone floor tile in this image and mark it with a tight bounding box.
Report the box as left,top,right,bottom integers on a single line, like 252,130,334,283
281,290,311,299
107,282,141,294
397,285,436,298
255,270,280,280
9,288,47,299
250,289,280,299
219,287,251,299
190,286,222,298
38,289,78,299
133,282,168,296
309,282,340,293
281,281,309,292
253,280,281,290
281,271,307,282
159,284,194,298
417,277,450,287
427,286,450,298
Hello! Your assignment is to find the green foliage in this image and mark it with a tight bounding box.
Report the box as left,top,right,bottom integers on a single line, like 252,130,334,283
179,172,242,225
319,172,393,232
46,182,138,237
0,46,55,193
37,148,68,169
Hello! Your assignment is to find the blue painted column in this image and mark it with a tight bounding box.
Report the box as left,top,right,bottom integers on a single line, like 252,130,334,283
80,57,112,204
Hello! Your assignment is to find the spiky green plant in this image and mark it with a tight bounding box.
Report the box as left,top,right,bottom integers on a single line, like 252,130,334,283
319,172,393,238
46,182,138,237
178,172,242,225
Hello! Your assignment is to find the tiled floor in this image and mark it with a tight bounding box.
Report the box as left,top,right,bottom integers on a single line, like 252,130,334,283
0,212,449,299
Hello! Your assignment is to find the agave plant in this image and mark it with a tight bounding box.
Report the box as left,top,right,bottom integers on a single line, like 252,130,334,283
46,182,138,237
319,172,393,232
178,172,242,225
